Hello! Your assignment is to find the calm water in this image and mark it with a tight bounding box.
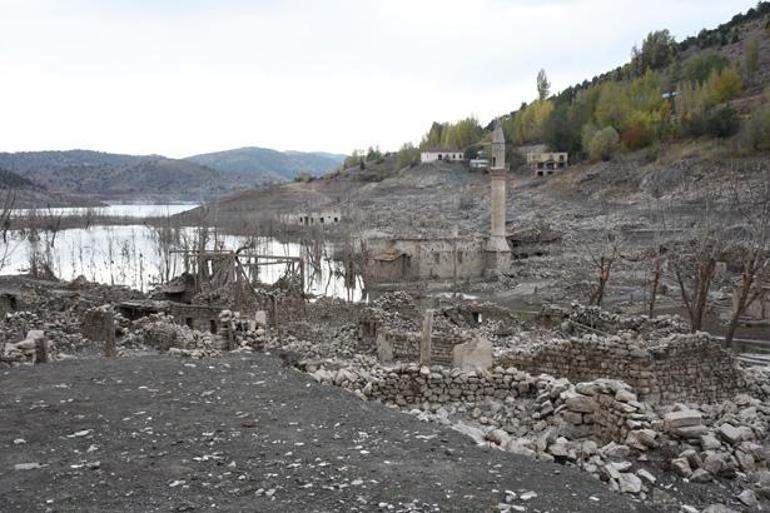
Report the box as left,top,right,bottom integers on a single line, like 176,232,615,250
11,203,198,218
0,205,363,301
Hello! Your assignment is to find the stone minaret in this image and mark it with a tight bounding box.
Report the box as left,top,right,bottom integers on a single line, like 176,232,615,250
487,120,510,253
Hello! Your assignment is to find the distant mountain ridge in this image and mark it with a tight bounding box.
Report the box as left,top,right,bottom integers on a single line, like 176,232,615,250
0,147,345,201
185,147,346,181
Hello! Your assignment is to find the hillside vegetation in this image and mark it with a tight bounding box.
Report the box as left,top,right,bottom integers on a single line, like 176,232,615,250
390,2,770,166
186,147,345,182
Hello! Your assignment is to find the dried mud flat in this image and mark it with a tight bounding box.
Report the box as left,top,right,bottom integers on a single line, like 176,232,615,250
0,354,654,513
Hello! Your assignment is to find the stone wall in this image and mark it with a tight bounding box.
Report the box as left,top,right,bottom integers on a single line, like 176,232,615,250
375,328,470,367
498,333,745,404
319,364,657,446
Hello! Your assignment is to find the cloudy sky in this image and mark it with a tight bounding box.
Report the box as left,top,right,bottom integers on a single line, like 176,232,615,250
0,0,757,157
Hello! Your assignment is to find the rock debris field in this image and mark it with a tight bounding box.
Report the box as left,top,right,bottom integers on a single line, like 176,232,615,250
0,354,652,513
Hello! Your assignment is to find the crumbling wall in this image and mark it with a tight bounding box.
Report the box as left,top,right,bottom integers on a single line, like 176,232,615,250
169,304,225,333
365,237,488,282
498,333,745,404
376,329,467,367
352,365,655,446
82,305,113,342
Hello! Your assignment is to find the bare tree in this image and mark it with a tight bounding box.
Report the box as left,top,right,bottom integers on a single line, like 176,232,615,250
569,225,626,308
668,191,725,333
723,166,770,347
0,190,17,272
647,244,665,318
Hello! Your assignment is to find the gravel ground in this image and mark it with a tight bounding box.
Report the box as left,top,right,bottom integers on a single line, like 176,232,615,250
0,354,656,513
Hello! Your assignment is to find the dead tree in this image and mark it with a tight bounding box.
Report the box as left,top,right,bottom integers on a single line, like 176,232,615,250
647,245,665,318
668,190,725,334
723,166,770,347
0,190,16,272
576,228,625,308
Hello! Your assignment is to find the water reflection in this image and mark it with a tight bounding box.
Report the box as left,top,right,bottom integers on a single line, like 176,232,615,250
0,224,364,301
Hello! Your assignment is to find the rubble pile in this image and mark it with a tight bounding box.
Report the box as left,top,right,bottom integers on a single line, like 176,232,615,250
539,303,689,336
2,310,91,359
360,291,421,334
131,314,224,358
0,329,51,366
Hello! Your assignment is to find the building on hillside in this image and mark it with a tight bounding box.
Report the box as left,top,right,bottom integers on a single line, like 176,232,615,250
527,152,568,176
280,210,342,226
420,149,465,163
469,159,489,169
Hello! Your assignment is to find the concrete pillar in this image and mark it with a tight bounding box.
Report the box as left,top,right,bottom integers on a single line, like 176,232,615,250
420,309,434,367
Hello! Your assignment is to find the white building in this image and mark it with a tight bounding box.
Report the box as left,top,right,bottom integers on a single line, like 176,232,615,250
420,149,465,163
280,210,342,226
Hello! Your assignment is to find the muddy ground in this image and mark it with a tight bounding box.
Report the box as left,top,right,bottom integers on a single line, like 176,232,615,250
0,353,654,513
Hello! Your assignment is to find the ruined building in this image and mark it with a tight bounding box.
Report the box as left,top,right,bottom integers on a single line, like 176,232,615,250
365,120,515,283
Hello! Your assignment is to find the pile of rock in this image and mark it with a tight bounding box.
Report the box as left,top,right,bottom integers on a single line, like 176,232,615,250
0,330,52,367
131,314,223,358
659,399,770,484
538,303,688,337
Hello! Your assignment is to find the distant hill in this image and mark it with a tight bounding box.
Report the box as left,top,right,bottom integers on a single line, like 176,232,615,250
0,165,104,208
0,168,37,190
0,148,346,201
0,150,236,201
185,147,346,182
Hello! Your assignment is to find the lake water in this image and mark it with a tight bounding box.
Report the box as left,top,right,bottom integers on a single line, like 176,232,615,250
0,205,364,301
11,203,198,218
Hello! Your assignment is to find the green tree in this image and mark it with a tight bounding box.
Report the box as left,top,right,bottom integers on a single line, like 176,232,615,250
745,35,760,85
705,67,743,104
588,126,620,161
420,122,445,149
343,150,364,168
396,143,420,168
365,146,383,162
537,69,551,101
594,82,632,131
684,51,730,84
543,103,582,154
631,30,676,75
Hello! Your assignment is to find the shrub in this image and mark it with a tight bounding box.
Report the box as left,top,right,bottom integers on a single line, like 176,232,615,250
703,105,740,138
685,104,740,138
294,172,314,183
588,127,620,161
741,104,770,151
396,143,420,169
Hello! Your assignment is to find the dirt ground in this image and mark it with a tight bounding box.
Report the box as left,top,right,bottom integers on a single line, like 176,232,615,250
0,353,655,513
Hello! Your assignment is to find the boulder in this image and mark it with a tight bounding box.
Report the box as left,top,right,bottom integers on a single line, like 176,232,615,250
670,457,692,478
663,410,702,430
617,472,643,494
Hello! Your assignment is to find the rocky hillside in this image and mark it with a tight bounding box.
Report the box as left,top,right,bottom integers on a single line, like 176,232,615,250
185,147,345,182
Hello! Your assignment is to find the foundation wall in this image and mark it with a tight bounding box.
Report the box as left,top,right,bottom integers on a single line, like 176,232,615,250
498,333,745,404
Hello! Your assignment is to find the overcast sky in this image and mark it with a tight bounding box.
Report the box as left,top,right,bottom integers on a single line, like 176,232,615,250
0,0,758,157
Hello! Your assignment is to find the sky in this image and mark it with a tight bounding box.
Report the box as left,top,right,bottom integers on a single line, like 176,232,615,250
0,0,759,158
